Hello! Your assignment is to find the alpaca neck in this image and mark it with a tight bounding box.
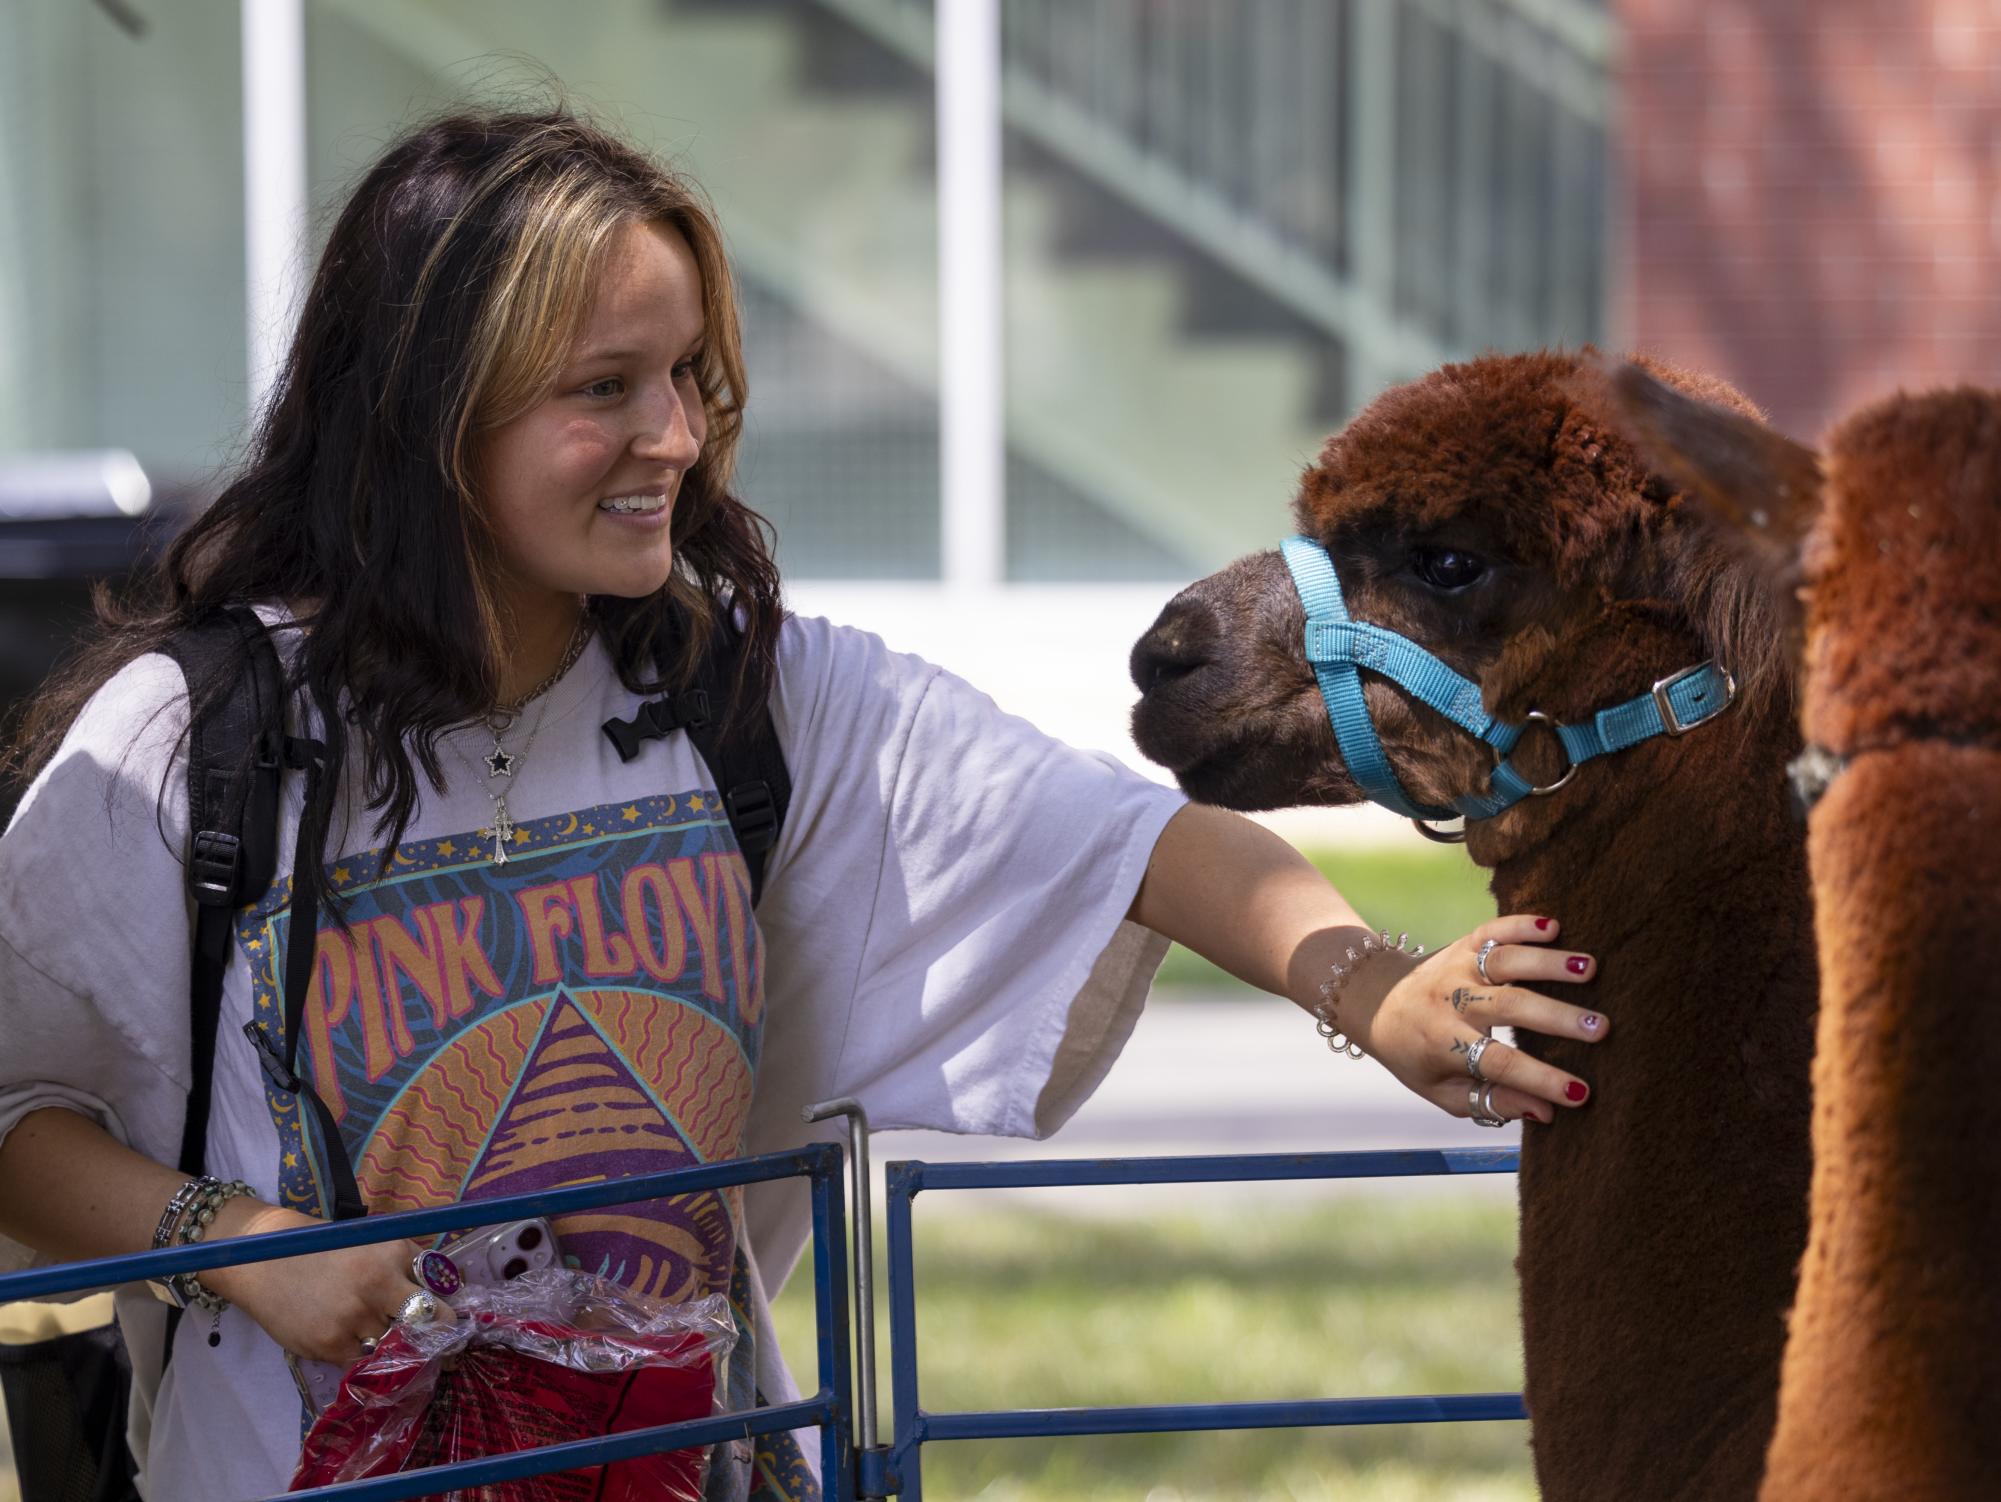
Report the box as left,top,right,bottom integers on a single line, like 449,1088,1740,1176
1759,745,2001,1501
1474,701,1819,1502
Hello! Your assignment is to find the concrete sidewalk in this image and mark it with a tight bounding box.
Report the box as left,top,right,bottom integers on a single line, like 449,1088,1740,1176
866,992,1523,1215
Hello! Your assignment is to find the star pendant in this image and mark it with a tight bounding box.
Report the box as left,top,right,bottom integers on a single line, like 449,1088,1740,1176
485,746,516,778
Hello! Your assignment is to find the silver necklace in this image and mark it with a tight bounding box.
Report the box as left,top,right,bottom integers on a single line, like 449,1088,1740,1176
461,614,594,865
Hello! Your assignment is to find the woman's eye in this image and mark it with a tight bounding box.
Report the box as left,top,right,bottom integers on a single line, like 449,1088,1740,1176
672,356,700,382
1410,546,1487,591
581,377,624,400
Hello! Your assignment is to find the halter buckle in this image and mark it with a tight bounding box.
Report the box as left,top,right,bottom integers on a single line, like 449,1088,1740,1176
1652,664,1737,737
1499,709,1579,796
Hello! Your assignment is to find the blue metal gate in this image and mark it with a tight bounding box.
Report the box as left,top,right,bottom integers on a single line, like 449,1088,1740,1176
872,1140,1523,1497
0,1134,1523,1498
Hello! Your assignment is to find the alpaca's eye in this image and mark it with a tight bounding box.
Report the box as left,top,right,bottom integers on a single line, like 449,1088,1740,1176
1410,547,1487,591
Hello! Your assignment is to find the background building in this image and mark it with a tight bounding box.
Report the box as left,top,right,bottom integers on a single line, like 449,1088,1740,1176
6,0,1993,830
1619,0,2001,440
0,0,1609,841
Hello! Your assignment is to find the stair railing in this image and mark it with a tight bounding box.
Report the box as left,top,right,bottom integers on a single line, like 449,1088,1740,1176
809,0,1612,400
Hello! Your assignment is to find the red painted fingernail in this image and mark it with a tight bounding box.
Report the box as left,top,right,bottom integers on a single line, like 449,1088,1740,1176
1580,1013,1602,1032
1566,956,1589,974
1534,917,1552,931
1564,1081,1588,1102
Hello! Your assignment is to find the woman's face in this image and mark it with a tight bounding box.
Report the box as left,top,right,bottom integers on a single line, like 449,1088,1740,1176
479,219,708,634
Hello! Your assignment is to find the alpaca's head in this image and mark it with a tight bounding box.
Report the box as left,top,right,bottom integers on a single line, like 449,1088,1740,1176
1593,363,2001,762
1129,349,1792,839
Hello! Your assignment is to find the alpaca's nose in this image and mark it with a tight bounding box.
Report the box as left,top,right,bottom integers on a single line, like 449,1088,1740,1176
1131,598,1217,694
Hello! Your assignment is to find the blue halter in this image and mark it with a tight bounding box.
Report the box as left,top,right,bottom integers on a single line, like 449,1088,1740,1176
1279,535,1736,828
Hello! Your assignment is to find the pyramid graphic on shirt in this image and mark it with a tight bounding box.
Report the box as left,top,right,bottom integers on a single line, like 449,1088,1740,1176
461,991,730,1301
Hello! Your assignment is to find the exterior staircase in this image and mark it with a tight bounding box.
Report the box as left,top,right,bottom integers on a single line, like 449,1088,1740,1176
319,0,1608,580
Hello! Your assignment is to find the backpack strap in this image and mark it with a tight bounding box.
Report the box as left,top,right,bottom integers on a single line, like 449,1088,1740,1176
160,611,368,1222
158,608,286,1182
599,616,791,905
687,629,791,907
239,712,368,1223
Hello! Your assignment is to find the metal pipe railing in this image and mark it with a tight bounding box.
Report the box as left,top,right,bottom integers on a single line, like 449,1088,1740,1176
0,1145,855,1502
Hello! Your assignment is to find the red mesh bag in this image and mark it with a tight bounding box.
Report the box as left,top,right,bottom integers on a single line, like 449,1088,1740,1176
289,1272,734,1501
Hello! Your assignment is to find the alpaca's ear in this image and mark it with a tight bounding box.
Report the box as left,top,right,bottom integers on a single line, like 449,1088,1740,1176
1571,356,1821,700
1589,357,1824,581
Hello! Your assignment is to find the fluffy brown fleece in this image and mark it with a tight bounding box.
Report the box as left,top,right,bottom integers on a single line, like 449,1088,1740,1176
1129,349,1818,1500
1766,391,2001,1500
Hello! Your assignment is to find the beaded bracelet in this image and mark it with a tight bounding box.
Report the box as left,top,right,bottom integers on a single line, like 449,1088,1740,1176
154,1176,253,1345
1313,929,1424,1059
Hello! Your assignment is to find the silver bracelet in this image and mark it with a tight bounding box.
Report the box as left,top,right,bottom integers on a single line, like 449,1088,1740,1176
1313,929,1423,1059
153,1175,220,1251
157,1178,253,1344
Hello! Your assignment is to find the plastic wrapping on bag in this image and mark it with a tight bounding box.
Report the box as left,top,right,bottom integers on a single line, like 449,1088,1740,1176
289,1269,736,1500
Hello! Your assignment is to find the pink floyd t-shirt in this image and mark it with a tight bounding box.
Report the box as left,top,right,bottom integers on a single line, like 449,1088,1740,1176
0,610,1184,1501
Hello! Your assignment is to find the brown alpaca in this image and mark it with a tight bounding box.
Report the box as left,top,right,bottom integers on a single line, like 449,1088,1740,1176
1596,368,2001,1501
1128,350,1819,1501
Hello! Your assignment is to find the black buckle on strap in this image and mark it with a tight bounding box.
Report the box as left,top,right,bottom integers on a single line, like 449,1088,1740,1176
190,830,242,905
725,780,779,853
242,1021,301,1095
602,691,712,763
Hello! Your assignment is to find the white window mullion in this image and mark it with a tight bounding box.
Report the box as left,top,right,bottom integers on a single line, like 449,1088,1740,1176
242,0,308,428
936,0,1005,587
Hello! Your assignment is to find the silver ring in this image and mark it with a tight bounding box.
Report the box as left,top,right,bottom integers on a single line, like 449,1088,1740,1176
1469,1081,1508,1128
1465,1033,1496,1081
1475,938,1501,987
397,1290,442,1326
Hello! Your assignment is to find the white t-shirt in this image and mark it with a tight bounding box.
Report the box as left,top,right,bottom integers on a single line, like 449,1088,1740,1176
0,610,1185,1501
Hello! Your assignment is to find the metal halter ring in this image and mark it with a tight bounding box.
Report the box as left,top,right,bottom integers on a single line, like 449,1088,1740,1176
1504,710,1579,796
1469,1081,1508,1128
1465,1033,1496,1082
359,1335,379,1357
1475,938,1501,987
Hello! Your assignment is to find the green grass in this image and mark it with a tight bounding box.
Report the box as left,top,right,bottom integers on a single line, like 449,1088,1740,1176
770,1197,1533,1501
1153,843,1499,993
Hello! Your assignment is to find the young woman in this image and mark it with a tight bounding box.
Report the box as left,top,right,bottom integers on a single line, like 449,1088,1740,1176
0,107,1605,1500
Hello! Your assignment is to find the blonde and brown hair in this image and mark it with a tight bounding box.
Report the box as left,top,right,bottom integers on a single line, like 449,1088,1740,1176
7,105,782,905
434,115,756,661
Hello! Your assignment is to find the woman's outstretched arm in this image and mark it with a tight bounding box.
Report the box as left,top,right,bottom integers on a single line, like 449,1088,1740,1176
1126,802,1609,1123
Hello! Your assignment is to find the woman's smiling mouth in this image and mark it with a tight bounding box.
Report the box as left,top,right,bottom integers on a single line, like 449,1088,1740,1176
597,491,668,515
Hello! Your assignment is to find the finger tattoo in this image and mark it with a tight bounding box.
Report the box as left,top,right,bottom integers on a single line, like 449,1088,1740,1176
1448,1037,1469,1055
1450,987,1488,1015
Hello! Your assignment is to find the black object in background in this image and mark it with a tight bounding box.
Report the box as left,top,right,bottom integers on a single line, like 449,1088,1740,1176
0,497,195,830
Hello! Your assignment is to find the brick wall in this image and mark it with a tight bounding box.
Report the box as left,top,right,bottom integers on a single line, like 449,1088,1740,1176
1617,0,2001,440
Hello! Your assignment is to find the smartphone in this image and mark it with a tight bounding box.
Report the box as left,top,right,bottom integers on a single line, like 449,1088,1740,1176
412,1217,561,1296
289,1353,344,1417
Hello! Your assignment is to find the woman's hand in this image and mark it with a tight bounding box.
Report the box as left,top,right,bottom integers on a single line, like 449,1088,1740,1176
202,1200,432,1365
1338,914,1606,1125
0,1110,430,1366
